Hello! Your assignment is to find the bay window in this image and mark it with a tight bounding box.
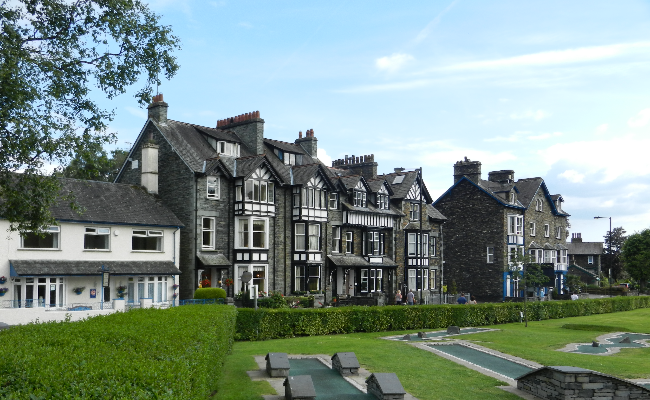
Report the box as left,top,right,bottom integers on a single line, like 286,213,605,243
365,232,385,255
407,233,428,257
237,217,268,249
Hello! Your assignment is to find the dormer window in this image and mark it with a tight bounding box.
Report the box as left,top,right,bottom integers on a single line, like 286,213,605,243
377,194,389,210
239,179,274,203
273,148,303,166
208,138,240,157
301,187,327,209
510,192,515,204
353,190,367,207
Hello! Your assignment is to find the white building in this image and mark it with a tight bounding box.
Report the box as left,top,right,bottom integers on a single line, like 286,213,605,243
0,178,183,319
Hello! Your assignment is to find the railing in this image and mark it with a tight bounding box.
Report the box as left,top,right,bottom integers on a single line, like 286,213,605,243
0,300,113,310
179,298,225,306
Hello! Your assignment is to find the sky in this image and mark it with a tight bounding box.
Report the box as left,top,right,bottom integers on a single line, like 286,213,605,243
98,0,650,242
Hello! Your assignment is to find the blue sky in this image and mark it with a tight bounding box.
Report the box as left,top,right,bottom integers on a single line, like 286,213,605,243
102,0,650,242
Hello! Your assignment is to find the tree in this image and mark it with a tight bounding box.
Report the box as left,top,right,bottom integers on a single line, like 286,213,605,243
1,0,179,233
508,253,550,327
621,229,650,292
57,144,129,182
565,274,586,293
603,227,627,280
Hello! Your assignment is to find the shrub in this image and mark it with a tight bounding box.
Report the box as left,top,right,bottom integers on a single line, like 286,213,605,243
0,305,237,398
194,287,227,300
235,296,650,341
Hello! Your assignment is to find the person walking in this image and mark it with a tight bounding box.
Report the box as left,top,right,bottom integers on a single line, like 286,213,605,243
406,290,415,305
456,293,467,305
469,296,477,304
395,290,402,305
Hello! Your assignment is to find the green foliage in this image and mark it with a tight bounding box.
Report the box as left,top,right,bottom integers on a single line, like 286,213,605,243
622,228,650,291
257,291,288,308
561,324,630,332
565,274,586,293
235,296,650,341
194,287,227,299
604,226,627,280
0,305,236,398
56,144,129,182
0,0,179,233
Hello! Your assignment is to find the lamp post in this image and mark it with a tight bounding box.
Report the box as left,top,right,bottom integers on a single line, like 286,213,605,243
594,216,612,297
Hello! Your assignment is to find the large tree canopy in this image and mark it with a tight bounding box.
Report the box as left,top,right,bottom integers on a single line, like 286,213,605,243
0,0,179,233
603,226,627,280
621,229,650,291
56,143,129,182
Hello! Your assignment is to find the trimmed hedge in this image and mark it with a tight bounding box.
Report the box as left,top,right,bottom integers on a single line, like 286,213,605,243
194,287,227,299
0,305,237,399
235,296,650,341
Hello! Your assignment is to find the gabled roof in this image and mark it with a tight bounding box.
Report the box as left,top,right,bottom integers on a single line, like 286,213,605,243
53,178,183,227
566,241,603,255
514,177,543,208
233,155,286,184
264,138,315,160
335,174,371,192
433,176,526,210
427,204,447,221
380,171,433,203
365,177,395,196
340,200,404,217
290,163,337,190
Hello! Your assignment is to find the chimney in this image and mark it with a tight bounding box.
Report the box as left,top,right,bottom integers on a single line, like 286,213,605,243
394,167,405,173
453,157,482,184
295,128,318,158
217,111,264,155
488,170,515,184
141,133,159,194
147,93,168,124
331,154,378,179
571,233,583,243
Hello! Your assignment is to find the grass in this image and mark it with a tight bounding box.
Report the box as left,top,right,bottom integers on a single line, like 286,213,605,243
217,308,650,400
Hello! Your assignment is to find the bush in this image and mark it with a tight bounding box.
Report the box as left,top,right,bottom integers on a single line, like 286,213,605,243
194,287,227,300
0,305,237,398
234,296,650,341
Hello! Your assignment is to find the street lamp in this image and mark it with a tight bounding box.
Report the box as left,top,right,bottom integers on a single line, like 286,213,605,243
594,216,612,296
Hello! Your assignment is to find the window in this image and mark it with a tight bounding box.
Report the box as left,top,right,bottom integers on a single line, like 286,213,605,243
431,236,437,257
530,249,543,264
408,269,417,291
510,192,515,203
280,152,302,166
202,218,215,250
588,255,594,265
410,203,420,221
295,223,306,251
487,246,494,263
294,265,321,291
132,230,163,251
536,198,543,211
353,190,367,207
329,193,338,209
22,226,60,249
308,224,320,251
556,226,562,239
529,222,536,236
253,265,266,292
332,227,341,253
544,224,550,237
407,233,429,257
559,250,567,264
84,227,109,250
237,217,267,249
365,232,385,256
244,180,274,203
508,215,524,235
207,176,220,199
301,188,326,209
360,268,383,293
345,232,353,254
216,141,240,157
377,194,389,210
544,250,556,264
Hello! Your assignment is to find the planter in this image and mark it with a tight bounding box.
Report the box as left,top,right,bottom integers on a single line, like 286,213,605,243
0,292,6,297
0,277,6,284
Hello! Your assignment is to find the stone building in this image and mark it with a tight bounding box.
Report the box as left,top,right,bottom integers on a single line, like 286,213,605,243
433,158,570,302
566,233,602,285
116,95,446,302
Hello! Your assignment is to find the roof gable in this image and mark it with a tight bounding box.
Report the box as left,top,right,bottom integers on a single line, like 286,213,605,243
433,176,526,210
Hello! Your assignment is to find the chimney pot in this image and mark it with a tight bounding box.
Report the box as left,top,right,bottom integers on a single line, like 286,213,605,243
299,131,302,139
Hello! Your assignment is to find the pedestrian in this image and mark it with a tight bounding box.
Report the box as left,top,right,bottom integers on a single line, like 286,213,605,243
457,293,467,305
571,292,578,301
469,296,477,304
395,290,402,305
406,290,415,305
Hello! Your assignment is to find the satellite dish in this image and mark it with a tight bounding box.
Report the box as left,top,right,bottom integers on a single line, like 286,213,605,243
241,271,252,283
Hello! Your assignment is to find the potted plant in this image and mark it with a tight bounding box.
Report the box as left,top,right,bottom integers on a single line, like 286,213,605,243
0,287,8,296
200,278,211,288
116,285,127,298
224,278,233,287
172,283,179,290
73,287,85,295
0,276,6,284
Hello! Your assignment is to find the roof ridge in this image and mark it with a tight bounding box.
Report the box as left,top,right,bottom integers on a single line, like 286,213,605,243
167,119,220,132
264,138,299,146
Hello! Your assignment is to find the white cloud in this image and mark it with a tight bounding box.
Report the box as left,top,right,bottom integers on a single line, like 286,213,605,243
596,123,609,133
510,109,550,121
317,148,332,166
442,42,650,71
528,131,562,140
559,170,585,183
375,53,415,73
125,107,147,120
627,108,650,128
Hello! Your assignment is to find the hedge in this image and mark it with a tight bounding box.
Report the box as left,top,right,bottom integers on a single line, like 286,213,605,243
0,304,237,399
194,287,227,300
235,296,650,341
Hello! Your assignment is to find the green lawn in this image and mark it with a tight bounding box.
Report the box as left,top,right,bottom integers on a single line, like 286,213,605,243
217,308,650,400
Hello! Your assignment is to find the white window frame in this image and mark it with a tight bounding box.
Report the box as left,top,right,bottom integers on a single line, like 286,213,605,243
21,226,60,250
431,236,437,257
132,229,163,252
536,198,543,211
410,203,420,221
354,190,367,207
510,192,515,203
202,217,215,250
378,194,389,210
295,223,306,251
235,264,268,295
207,176,220,199
345,231,353,254
544,224,550,237
308,224,321,251
556,226,562,239
588,255,594,265
332,226,341,253
217,141,240,157
236,217,268,249
529,222,536,236
329,193,338,209
84,227,110,251
487,246,494,263
408,269,417,291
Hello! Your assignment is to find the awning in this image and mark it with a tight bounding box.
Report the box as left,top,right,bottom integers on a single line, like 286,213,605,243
327,255,398,268
528,241,542,249
196,252,231,267
9,260,181,277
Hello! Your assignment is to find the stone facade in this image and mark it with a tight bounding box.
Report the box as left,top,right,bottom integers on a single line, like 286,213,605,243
517,366,650,400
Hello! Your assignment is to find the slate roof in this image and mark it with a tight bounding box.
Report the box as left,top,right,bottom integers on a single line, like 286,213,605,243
380,171,434,203
53,179,183,227
290,163,335,190
513,177,543,208
328,255,398,267
10,260,180,276
427,204,447,221
196,252,231,266
365,177,393,195
341,201,403,217
566,242,603,255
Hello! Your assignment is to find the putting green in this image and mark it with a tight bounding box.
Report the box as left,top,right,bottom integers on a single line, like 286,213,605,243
289,358,375,400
